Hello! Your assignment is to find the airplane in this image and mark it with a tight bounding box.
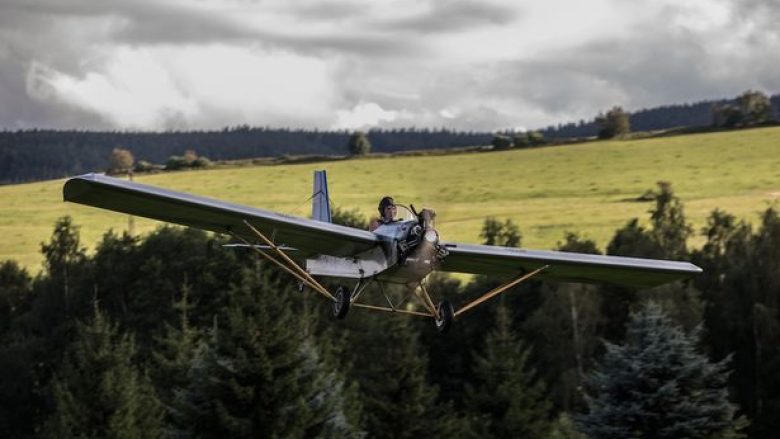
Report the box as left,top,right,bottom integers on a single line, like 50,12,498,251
63,170,702,332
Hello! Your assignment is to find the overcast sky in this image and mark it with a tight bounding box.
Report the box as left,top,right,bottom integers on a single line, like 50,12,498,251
0,0,777,132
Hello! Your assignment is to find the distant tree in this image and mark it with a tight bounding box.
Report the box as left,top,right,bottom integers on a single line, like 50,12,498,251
165,149,211,170
711,103,744,127
44,306,165,439
480,217,521,247
513,131,544,148
465,303,553,438
133,160,163,173
574,302,746,439
513,134,531,148
713,90,773,128
108,147,134,175
183,149,198,164
648,181,693,260
165,155,189,170
596,106,630,139
491,134,513,150
527,130,545,145
737,89,772,124
348,131,371,156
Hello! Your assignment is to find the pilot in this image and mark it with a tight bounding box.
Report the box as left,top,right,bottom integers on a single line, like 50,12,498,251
369,196,397,231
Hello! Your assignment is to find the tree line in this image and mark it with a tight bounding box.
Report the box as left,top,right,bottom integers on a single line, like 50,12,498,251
541,91,780,139
1,183,778,437
0,128,493,184
3,89,778,184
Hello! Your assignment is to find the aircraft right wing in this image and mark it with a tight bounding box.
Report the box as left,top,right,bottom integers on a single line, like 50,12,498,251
437,241,702,289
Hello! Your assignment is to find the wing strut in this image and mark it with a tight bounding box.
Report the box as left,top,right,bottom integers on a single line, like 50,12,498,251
351,303,433,318
233,220,335,301
454,265,549,318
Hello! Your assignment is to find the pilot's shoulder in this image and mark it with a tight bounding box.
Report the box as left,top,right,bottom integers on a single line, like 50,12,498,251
368,218,381,231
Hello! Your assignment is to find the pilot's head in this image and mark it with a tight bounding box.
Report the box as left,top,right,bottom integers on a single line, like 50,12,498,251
378,196,396,220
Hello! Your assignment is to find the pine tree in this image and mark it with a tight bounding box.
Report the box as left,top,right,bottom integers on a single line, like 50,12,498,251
524,233,603,412
357,313,458,438
0,260,31,334
649,181,693,260
39,216,89,317
44,305,165,439
692,207,780,437
575,302,746,439
151,281,198,409
465,303,552,438
172,268,363,438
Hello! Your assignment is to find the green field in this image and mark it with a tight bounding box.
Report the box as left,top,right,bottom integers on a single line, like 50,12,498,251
2,127,779,272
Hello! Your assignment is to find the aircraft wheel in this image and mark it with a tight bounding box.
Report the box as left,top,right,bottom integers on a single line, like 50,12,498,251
332,286,350,320
435,300,454,333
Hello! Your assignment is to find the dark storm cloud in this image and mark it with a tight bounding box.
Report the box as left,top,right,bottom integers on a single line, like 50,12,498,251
0,56,110,129
2,0,255,44
2,0,424,57
480,4,780,126
0,0,777,130
377,0,519,34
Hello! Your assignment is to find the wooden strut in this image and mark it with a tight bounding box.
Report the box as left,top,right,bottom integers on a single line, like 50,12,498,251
238,221,335,301
230,231,334,301
454,265,550,318
352,303,434,318
417,283,440,320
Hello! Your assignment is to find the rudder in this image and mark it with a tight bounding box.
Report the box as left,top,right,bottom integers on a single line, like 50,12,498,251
312,170,332,222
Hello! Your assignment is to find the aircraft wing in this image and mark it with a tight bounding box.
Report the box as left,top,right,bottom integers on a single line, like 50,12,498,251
63,173,379,258
437,242,702,289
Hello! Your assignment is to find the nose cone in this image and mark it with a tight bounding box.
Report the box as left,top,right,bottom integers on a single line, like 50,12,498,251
424,229,439,244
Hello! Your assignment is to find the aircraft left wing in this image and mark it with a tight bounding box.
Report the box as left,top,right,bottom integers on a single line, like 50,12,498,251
437,242,702,289
63,174,379,258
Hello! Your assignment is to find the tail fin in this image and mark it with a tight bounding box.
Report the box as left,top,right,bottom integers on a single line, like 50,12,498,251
312,170,332,222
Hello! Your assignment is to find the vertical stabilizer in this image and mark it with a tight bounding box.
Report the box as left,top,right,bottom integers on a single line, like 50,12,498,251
312,170,332,222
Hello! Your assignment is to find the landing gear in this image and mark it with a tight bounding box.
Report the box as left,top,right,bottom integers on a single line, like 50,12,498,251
435,300,454,333
332,285,351,319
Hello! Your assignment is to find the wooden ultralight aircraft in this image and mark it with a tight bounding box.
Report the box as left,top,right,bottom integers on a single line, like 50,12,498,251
63,170,701,332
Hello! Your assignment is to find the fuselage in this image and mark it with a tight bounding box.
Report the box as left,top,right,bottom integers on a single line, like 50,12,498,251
305,212,444,285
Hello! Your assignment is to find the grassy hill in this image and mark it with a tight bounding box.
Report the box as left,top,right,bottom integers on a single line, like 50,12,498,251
2,127,779,272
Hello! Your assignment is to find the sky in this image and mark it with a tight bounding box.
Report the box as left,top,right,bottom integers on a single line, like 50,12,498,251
0,0,778,132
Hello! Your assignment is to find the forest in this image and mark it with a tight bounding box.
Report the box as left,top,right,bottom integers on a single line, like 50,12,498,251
0,182,777,438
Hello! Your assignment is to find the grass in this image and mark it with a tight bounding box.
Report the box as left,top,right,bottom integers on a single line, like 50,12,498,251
2,126,779,273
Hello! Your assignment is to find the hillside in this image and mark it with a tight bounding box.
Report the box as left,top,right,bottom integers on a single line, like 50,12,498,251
3,94,779,185
1,126,779,272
